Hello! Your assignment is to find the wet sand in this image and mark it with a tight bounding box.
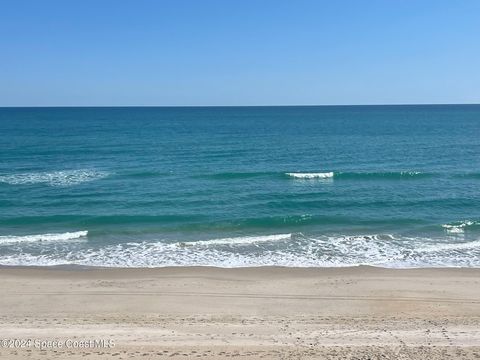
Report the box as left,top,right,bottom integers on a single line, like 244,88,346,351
0,266,479,359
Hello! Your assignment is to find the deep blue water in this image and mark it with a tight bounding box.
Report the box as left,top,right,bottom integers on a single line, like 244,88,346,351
1,105,480,267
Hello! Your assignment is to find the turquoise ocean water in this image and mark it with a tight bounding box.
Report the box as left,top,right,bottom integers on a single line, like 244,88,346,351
1,105,480,267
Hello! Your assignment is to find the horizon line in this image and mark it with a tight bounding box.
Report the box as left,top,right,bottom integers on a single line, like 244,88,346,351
1,103,480,108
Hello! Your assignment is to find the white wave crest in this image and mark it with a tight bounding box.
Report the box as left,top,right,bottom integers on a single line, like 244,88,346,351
442,220,476,234
0,170,109,187
286,172,334,179
179,233,292,247
0,231,88,245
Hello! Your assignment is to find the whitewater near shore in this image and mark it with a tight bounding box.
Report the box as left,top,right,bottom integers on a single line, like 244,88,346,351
1,266,479,359
3,228,480,268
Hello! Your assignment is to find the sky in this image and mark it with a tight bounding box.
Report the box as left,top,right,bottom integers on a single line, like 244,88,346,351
0,0,479,106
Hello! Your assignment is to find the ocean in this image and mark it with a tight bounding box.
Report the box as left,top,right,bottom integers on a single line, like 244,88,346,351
1,105,480,267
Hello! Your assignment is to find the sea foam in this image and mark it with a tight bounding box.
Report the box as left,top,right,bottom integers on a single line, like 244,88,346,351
417,239,480,253
0,170,109,187
3,232,480,268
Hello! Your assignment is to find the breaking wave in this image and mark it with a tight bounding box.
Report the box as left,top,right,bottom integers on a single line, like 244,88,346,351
442,220,480,234
195,171,474,182
286,172,334,179
178,233,292,246
286,171,429,180
0,231,88,245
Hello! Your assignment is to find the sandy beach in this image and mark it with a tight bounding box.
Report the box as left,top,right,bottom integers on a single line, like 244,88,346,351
0,266,479,359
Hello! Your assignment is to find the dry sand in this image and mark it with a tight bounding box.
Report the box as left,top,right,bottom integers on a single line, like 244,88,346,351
0,266,479,359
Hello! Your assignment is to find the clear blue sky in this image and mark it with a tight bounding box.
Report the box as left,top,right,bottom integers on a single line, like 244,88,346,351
1,0,479,106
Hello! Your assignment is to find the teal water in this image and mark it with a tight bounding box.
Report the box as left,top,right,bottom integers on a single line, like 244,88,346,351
1,105,480,267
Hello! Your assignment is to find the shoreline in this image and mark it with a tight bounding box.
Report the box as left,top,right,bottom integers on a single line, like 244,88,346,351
2,263,480,270
1,266,480,359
